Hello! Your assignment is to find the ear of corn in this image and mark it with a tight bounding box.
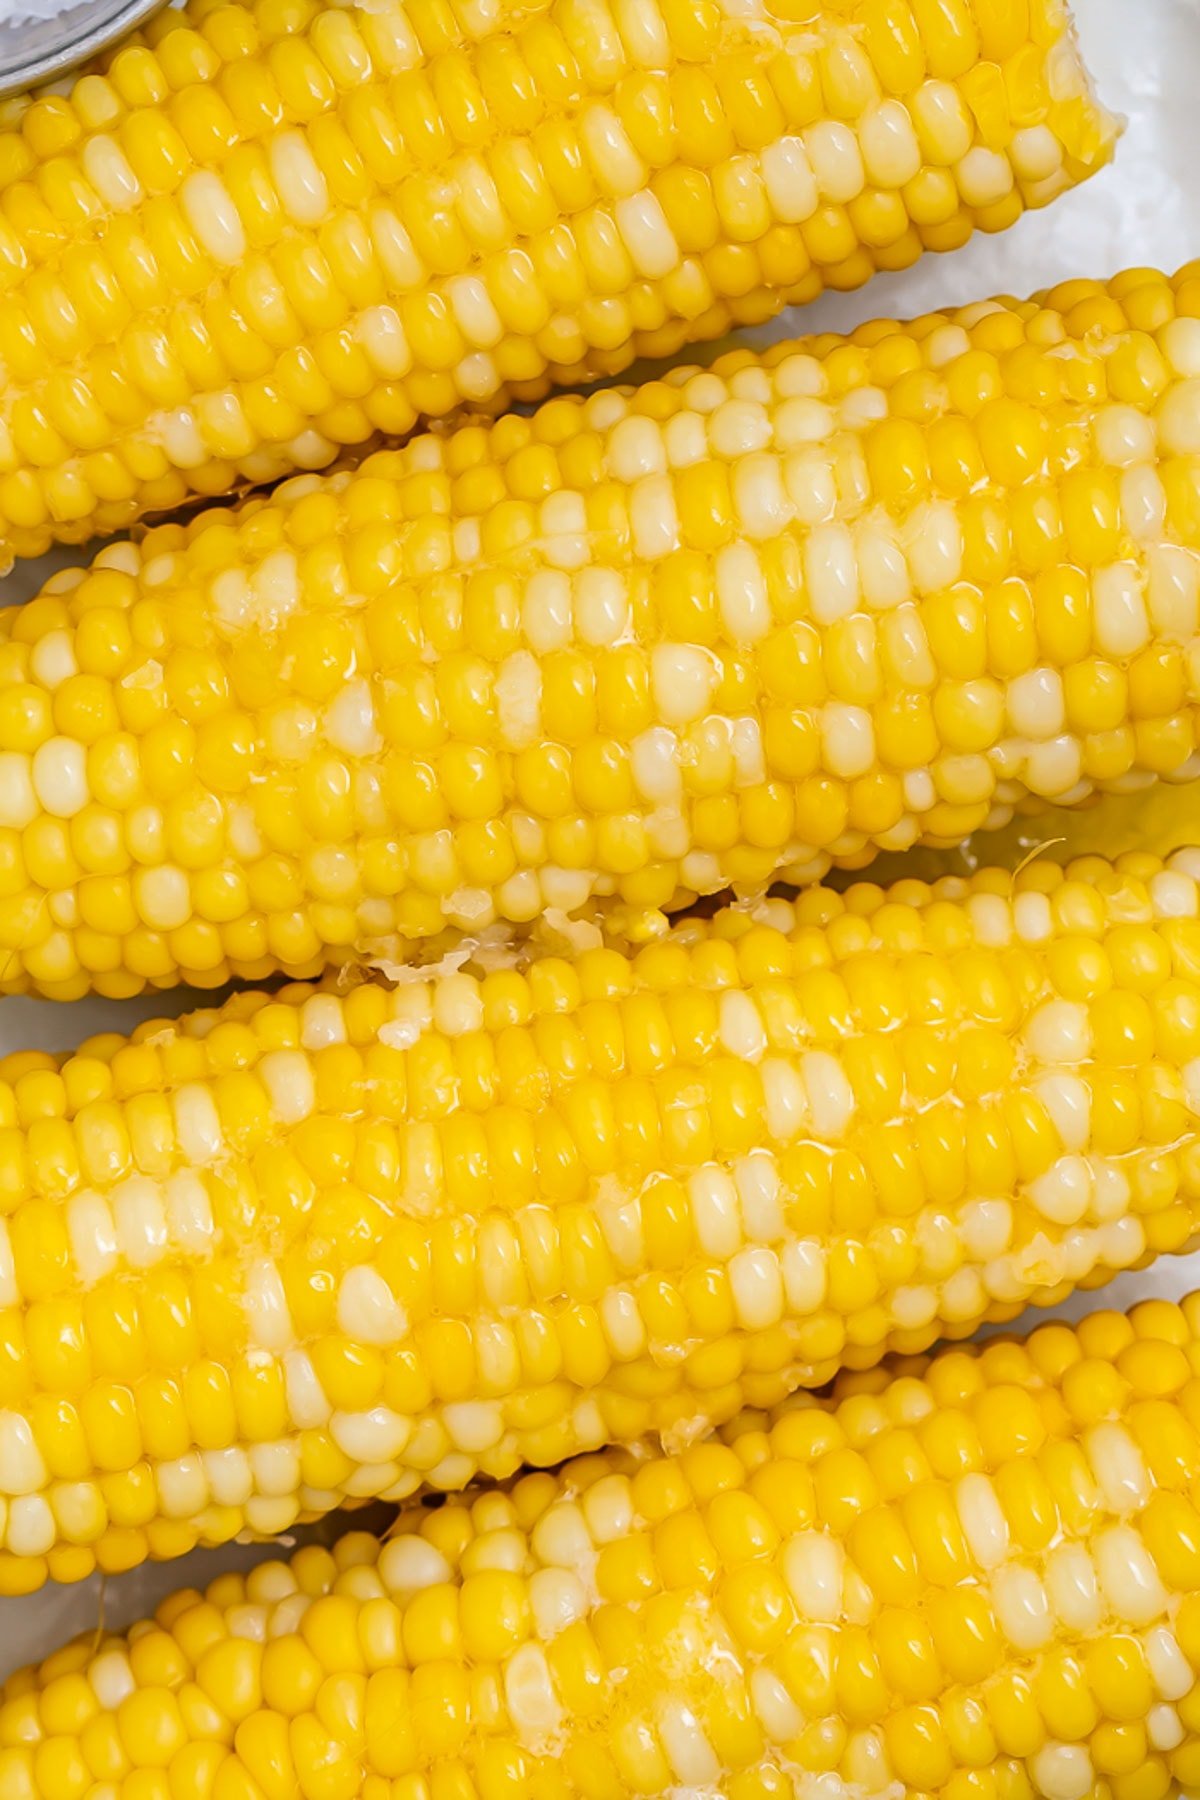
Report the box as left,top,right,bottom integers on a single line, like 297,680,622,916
0,0,1116,565
7,1295,1200,1800
4,265,1200,998
0,851,1198,1591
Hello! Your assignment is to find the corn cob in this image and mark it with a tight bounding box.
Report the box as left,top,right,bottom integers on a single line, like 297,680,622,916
0,0,1114,565
9,1296,1200,1800
1,850,1199,1594
7,264,1200,999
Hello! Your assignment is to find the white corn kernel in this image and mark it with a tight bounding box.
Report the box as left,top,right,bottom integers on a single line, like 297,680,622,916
1031,1744,1094,1800
762,1058,808,1141
1095,1524,1168,1623
1027,1154,1092,1226
269,130,330,225
690,1166,743,1259
331,1409,412,1463
89,1651,136,1709
802,1051,855,1139
1158,377,1200,454
5,1494,54,1556
781,1532,844,1623
1094,564,1151,656
244,1260,295,1352
803,120,864,203
1045,1542,1102,1633
804,523,859,623
729,1247,784,1330
735,1154,785,1242
258,1051,316,1125
529,1567,588,1639
180,172,246,263
1087,1423,1149,1513
992,1563,1052,1650
378,1536,454,1594
761,137,818,221
172,1085,223,1163
719,990,767,1061
956,147,1014,207
504,1643,563,1737
112,1177,169,1268
860,101,921,187
285,1351,331,1429
751,1666,803,1741
337,1267,407,1345
67,1190,119,1285
781,1240,827,1314
956,1473,1009,1569
165,1170,215,1252
659,1698,720,1786
31,738,87,818
1024,999,1092,1066
715,543,771,641
651,644,716,723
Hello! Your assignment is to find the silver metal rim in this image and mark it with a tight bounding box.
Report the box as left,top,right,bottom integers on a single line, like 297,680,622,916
0,0,164,99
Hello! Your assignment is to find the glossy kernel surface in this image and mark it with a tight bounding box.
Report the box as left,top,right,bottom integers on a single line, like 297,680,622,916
7,1297,1200,1798
0,0,1116,559
0,851,1196,1589
4,268,1200,994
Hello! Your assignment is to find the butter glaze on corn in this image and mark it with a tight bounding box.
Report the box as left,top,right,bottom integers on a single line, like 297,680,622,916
11,1299,1200,1799
855,774,1200,888
0,852,1199,1591
0,0,1115,562
6,267,1200,996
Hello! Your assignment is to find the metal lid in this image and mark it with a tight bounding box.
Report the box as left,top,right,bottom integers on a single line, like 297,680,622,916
0,0,164,100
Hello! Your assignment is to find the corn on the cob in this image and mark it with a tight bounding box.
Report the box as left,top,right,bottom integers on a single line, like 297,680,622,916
6,263,1200,998
0,850,1199,1593
0,0,1114,565
9,1296,1200,1800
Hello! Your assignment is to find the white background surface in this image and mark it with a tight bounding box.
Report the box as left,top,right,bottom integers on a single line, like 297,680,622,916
1,0,1199,1680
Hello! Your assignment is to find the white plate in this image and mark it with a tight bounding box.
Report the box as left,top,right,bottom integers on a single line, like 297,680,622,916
1,0,1199,1675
